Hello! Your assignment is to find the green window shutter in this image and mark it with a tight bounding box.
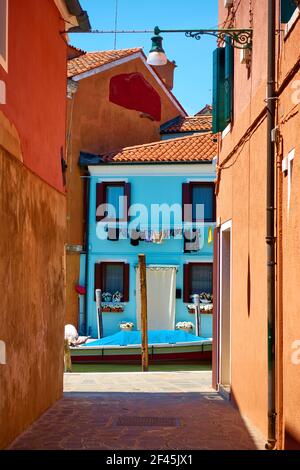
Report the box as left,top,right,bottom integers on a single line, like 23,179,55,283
224,41,234,125
281,0,298,23
212,47,226,134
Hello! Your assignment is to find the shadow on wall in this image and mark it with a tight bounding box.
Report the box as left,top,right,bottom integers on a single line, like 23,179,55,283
285,428,300,450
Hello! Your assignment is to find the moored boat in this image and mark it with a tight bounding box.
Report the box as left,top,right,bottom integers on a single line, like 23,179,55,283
70,330,212,364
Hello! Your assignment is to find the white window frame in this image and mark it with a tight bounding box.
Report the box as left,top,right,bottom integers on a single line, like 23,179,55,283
219,219,232,388
287,148,295,215
221,123,231,140
0,0,8,72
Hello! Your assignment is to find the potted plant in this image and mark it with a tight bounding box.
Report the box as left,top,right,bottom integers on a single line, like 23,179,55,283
187,304,196,314
199,292,213,304
102,292,112,302
111,304,124,313
120,321,134,331
101,304,111,312
199,303,213,314
112,291,123,302
175,321,194,333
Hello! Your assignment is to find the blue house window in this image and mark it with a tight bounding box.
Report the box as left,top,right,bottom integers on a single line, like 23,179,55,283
104,263,124,294
94,262,130,302
96,181,131,222
192,183,215,222
182,182,216,223
183,263,213,303
107,185,125,219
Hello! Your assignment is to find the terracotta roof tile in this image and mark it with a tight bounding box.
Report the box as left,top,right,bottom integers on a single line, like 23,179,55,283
161,115,212,134
67,48,142,78
196,104,213,115
101,134,217,163
68,44,86,60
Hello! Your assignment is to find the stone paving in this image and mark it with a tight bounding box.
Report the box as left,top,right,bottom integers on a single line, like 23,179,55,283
9,371,266,450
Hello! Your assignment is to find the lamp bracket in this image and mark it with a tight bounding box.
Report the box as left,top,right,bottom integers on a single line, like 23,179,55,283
155,26,253,49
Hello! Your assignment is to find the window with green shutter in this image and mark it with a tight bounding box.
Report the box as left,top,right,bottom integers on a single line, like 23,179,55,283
281,0,298,23
212,47,226,134
224,41,234,125
212,40,234,134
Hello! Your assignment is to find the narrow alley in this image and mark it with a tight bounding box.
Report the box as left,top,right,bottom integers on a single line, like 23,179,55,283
2,0,300,456
9,372,265,450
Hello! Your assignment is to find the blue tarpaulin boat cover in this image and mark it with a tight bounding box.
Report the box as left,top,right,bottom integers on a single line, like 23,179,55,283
83,330,212,347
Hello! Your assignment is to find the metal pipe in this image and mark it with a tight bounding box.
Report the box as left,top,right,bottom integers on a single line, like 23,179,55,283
95,289,103,339
265,0,277,451
83,176,90,336
191,294,201,336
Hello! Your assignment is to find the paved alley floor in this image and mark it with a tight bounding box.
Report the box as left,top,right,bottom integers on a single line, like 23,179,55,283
9,371,265,450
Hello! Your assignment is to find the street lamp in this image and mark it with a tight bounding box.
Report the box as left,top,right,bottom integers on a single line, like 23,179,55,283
147,33,168,66
147,25,253,65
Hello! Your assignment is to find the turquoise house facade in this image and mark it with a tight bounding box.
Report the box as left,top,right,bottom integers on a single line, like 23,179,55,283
79,134,217,339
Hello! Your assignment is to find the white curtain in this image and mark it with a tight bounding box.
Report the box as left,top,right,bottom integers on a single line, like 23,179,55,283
136,266,177,331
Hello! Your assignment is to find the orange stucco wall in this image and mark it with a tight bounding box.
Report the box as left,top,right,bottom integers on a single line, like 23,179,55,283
66,57,183,327
0,116,66,449
217,0,268,437
217,0,300,448
0,1,67,448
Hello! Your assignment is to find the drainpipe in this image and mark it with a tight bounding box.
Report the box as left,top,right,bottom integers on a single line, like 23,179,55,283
83,175,91,336
265,0,277,450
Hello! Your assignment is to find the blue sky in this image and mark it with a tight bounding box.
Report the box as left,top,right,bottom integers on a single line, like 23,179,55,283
70,1,218,116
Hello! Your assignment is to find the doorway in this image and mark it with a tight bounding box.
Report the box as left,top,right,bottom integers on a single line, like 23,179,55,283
219,221,232,390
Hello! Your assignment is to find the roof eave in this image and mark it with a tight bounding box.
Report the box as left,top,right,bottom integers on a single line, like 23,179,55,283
95,160,213,165
63,0,91,32
160,130,212,136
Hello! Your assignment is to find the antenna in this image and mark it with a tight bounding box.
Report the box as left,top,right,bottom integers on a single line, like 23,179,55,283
114,0,119,49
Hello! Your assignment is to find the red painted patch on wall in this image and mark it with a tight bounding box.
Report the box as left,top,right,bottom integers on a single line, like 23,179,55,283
109,73,161,122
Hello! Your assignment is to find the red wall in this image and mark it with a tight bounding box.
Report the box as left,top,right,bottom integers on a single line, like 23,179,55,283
0,0,67,192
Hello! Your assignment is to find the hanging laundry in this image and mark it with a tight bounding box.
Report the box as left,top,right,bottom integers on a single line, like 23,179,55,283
119,228,128,240
144,230,153,243
184,228,200,252
152,231,164,244
208,226,214,245
107,227,119,241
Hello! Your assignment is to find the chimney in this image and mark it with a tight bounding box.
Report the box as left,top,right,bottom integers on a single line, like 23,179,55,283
152,60,177,91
